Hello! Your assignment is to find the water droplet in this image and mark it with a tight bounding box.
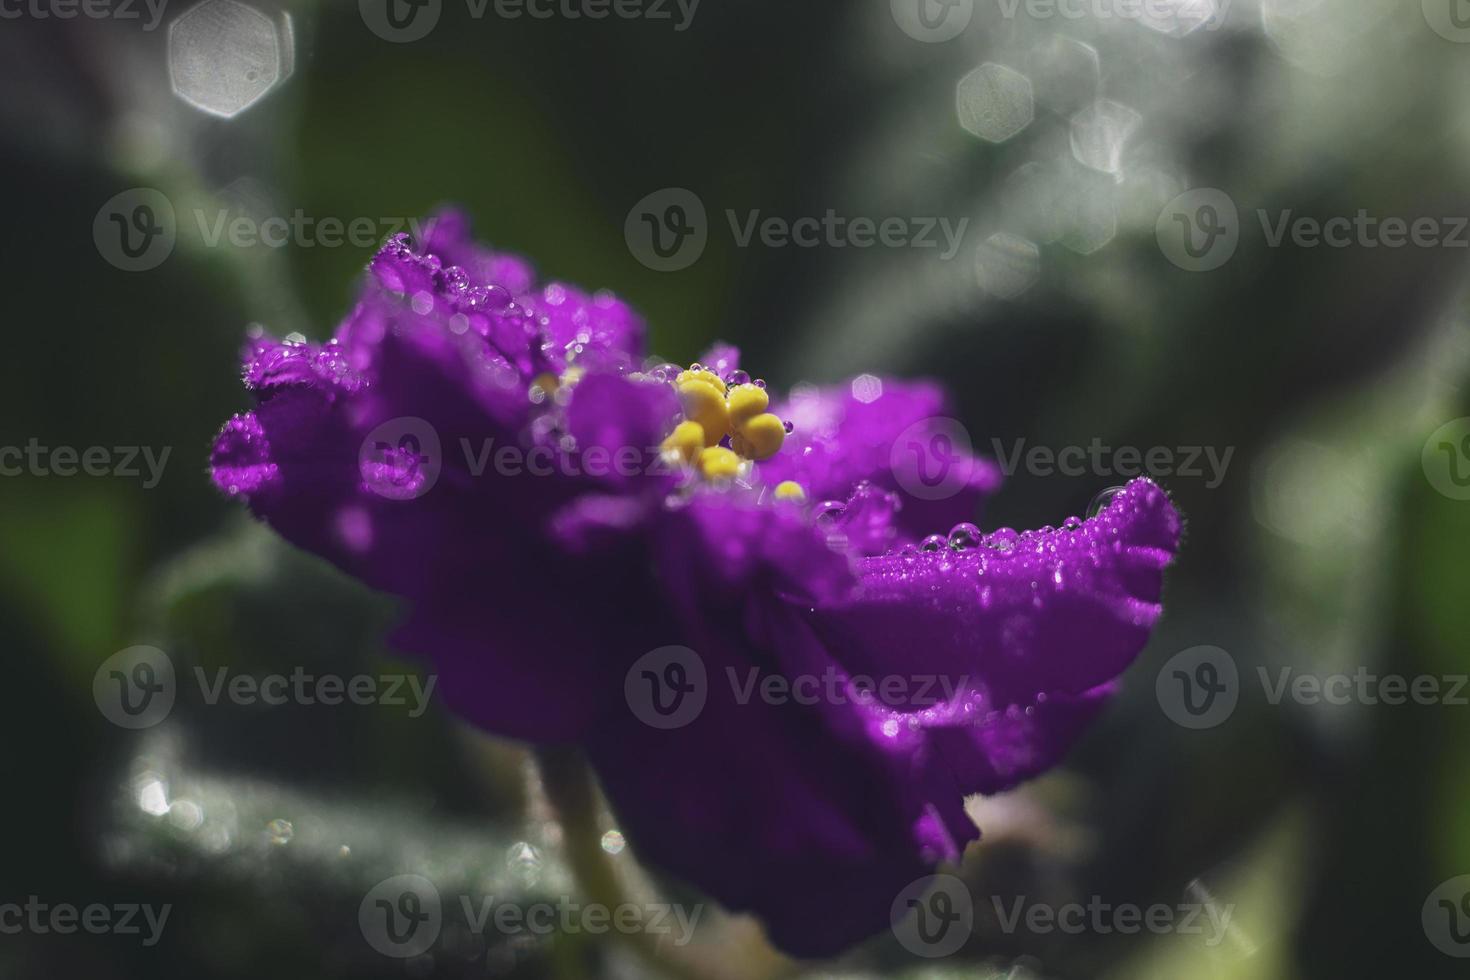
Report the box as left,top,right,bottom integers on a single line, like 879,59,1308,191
948,522,981,550
1087,486,1126,519
814,500,847,526
986,527,1019,552
921,534,947,552
266,818,294,844
783,420,795,433
727,369,750,385
600,830,626,855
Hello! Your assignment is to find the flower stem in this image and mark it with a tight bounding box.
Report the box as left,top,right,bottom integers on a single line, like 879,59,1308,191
532,745,794,980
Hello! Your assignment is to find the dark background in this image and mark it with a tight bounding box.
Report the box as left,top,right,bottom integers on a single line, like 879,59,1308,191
2,0,1468,977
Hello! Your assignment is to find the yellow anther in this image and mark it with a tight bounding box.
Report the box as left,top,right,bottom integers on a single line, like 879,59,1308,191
678,380,729,446
675,368,727,396
726,383,769,429
661,420,706,467
773,480,807,503
531,372,560,394
735,412,785,461
698,446,741,481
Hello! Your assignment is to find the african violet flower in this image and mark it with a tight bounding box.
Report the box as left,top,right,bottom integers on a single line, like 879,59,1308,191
210,210,1181,957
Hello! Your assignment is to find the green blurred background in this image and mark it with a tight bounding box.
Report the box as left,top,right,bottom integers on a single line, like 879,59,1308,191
2,0,1469,977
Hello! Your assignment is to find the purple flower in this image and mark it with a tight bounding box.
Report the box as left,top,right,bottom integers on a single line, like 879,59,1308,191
210,210,1182,957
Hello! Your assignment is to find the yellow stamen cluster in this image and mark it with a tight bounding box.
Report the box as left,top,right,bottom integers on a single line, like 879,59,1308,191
660,363,789,480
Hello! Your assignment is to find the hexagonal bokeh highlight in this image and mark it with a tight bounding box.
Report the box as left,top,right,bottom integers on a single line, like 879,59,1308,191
169,0,296,119
956,63,1033,144
975,232,1040,299
1028,36,1100,116
1070,100,1143,176
850,374,884,404
1059,170,1118,255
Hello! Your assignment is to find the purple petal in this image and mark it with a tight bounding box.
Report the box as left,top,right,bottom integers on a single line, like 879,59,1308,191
761,378,1001,541
808,477,1181,792
589,597,970,957
563,371,679,489
696,342,739,379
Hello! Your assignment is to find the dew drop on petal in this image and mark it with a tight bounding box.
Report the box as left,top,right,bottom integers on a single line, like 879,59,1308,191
986,527,1019,552
1088,486,1126,519
814,500,847,526
948,522,982,551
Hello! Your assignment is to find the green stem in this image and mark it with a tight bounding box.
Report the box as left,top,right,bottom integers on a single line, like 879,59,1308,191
533,745,795,980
